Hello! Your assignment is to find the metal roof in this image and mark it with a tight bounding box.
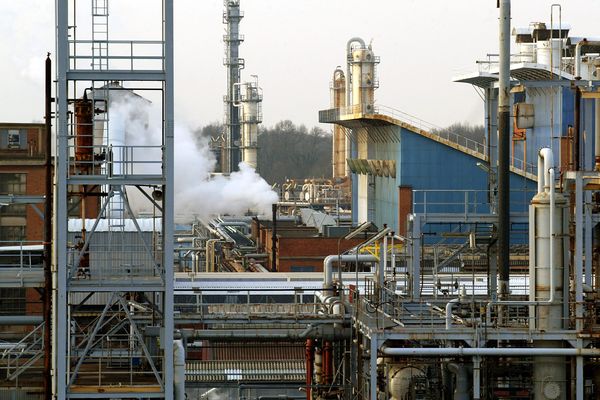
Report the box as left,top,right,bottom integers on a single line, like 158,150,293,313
68,218,160,232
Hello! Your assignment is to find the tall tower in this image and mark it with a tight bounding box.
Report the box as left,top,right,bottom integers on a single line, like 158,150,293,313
55,0,174,399
238,78,262,169
223,0,244,173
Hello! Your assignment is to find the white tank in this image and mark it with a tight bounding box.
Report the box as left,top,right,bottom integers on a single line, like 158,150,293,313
530,182,568,400
388,366,425,400
240,81,262,169
351,47,377,113
331,68,347,179
536,39,562,69
518,42,536,63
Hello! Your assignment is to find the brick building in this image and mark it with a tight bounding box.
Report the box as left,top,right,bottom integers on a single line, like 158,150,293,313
0,123,48,242
252,218,370,273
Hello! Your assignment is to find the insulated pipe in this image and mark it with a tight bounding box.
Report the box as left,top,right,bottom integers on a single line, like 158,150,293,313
445,298,460,330
173,339,185,400
323,254,378,289
574,40,600,79
382,347,600,357
0,316,45,325
447,363,470,400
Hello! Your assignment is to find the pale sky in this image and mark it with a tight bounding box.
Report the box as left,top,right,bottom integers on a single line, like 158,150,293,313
2,0,600,131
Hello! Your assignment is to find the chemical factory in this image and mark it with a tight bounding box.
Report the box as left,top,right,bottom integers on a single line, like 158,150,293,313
1,0,600,399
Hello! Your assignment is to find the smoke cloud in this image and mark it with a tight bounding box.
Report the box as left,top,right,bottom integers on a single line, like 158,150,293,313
107,91,278,221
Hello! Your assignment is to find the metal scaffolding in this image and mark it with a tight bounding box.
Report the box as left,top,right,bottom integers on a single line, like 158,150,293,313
54,0,174,398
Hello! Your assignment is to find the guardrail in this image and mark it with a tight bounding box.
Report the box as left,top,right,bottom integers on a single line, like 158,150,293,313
69,40,164,71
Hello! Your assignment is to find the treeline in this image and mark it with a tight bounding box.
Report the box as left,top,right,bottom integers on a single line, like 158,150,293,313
194,120,332,185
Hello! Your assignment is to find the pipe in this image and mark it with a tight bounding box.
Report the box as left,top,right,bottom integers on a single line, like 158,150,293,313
382,347,600,357
445,298,460,330
447,363,470,400
190,327,352,341
305,339,313,400
323,341,332,385
497,0,511,301
272,203,277,272
44,52,53,400
595,59,600,170
574,39,600,79
173,340,185,400
323,254,378,289
0,316,45,325
486,149,558,319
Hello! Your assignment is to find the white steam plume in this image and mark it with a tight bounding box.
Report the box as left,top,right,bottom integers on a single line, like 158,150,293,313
107,91,278,221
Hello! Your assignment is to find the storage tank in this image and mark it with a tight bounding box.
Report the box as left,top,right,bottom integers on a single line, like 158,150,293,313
530,148,568,400
331,67,347,178
239,79,262,169
536,39,562,69
350,44,378,113
388,366,425,400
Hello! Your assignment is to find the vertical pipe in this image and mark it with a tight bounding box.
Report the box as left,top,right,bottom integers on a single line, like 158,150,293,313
574,86,581,171
305,339,313,400
595,75,600,170
497,0,511,300
271,203,277,272
43,52,52,400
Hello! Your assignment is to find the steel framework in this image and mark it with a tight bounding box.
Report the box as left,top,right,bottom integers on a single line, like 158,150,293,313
55,0,174,398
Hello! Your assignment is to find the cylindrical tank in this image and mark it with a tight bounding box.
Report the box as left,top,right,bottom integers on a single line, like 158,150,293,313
351,47,377,113
240,82,261,169
536,39,562,69
530,188,568,400
518,42,537,63
331,67,347,179
388,366,425,400
75,94,94,163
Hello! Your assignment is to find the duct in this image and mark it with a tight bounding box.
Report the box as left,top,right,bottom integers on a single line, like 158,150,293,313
447,363,469,400
382,347,600,357
173,339,185,400
323,254,378,290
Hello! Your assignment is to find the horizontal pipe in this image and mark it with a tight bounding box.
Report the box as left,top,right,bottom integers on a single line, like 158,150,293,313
0,316,44,325
188,326,351,341
382,347,600,357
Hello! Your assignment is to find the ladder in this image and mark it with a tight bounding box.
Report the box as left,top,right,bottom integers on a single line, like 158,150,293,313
92,0,109,70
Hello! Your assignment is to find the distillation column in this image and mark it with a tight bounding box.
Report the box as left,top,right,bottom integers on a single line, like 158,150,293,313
349,43,378,114
238,79,262,169
530,149,567,400
331,67,347,179
223,0,244,173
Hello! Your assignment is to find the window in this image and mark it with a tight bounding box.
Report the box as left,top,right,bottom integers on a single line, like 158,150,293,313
0,173,26,194
0,288,26,315
0,129,26,150
0,174,27,242
7,130,21,149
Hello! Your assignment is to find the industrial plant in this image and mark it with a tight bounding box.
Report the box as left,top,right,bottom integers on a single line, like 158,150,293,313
2,0,600,399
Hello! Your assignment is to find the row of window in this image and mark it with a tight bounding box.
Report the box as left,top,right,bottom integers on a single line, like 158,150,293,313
0,173,26,242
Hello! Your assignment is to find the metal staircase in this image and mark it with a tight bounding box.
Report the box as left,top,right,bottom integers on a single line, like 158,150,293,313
2,322,45,381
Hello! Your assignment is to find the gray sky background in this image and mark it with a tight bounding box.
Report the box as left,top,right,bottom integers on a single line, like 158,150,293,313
2,0,600,131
